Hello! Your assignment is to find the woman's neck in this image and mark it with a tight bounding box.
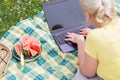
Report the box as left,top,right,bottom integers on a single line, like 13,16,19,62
89,14,101,28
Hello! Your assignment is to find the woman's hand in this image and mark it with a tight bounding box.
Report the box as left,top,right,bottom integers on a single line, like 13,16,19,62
65,32,84,44
80,28,91,37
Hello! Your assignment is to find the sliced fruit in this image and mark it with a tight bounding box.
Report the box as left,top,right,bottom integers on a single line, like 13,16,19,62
30,38,41,53
23,49,29,57
21,34,31,48
14,43,21,56
14,34,41,58
29,49,38,57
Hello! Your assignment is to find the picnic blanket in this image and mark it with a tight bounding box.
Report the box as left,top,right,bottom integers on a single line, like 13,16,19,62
0,0,120,80
0,11,78,80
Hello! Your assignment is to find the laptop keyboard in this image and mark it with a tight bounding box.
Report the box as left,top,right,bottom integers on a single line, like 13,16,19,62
55,24,95,45
56,34,66,45
55,29,80,45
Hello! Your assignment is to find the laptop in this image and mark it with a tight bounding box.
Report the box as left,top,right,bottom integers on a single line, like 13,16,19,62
42,0,95,53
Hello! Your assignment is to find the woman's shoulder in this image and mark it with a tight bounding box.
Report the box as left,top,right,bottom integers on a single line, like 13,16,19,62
89,28,105,35
100,16,120,28
88,16,120,35
112,16,120,22
114,16,120,25
108,16,120,27
87,28,107,41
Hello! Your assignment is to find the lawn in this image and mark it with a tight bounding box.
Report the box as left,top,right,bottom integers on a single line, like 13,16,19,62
0,0,120,39
0,0,46,38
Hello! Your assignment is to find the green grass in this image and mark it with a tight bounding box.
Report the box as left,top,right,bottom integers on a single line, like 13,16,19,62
0,0,43,38
0,0,120,39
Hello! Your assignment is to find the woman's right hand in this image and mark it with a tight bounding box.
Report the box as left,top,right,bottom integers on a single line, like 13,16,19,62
65,32,85,44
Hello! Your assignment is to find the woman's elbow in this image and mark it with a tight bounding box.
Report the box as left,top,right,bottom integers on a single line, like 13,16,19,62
80,68,96,78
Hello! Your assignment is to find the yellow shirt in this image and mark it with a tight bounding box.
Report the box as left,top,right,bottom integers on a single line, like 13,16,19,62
85,17,120,80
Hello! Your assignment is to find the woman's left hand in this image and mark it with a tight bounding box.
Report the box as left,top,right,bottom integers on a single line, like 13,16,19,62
79,28,91,37
65,32,85,44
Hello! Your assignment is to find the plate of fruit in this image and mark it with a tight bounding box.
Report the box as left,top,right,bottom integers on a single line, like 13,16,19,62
12,34,42,62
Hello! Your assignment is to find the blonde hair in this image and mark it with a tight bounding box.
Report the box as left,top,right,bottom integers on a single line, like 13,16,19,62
80,0,115,24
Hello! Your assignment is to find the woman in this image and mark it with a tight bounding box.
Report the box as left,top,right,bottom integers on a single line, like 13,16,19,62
65,0,120,80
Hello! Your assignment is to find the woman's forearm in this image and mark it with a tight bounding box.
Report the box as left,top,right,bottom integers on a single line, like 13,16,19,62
77,40,86,72
74,37,86,70
77,40,97,77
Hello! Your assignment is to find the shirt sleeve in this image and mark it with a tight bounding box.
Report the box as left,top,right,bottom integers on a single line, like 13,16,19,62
85,31,98,59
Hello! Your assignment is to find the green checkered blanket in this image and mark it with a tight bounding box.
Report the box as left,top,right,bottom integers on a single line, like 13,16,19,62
0,11,78,80
0,0,120,80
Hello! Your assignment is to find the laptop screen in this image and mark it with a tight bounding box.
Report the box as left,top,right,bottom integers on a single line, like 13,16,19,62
42,0,86,32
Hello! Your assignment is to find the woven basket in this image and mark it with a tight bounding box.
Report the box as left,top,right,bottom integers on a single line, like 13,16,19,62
0,43,12,78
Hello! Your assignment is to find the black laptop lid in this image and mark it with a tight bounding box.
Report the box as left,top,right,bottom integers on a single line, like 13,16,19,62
42,0,86,33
